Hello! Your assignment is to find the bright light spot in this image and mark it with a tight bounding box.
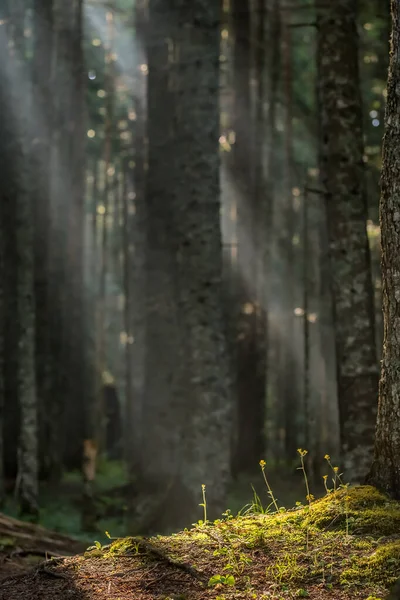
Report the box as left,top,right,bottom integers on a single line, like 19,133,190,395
120,131,130,141
129,204,136,216
364,54,378,64
120,332,128,345
107,166,115,177
292,187,301,197
292,234,300,246
369,110,378,118
118,120,128,130
88,70,97,80
221,28,229,39
219,135,231,152
97,205,106,215
87,129,96,138
92,38,101,47
128,110,137,121
140,64,148,74
363,154,369,163
363,23,373,31
372,119,380,127
97,89,106,98
242,303,255,315
308,168,319,178
383,89,388,99
106,11,114,23
128,191,136,201
308,313,318,323
111,52,118,62
294,307,305,317
129,160,135,169
24,28,32,38
228,131,236,144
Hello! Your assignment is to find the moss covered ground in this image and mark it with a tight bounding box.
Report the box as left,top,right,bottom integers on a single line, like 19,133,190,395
1,485,399,600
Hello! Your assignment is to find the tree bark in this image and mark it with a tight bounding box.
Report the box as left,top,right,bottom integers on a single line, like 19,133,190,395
316,0,378,480
173,0,233,521
367,0,400,499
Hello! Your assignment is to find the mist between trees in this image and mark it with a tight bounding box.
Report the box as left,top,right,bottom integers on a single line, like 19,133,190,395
0,0,397,538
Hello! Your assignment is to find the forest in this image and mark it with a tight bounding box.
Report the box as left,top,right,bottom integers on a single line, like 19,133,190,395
0,0,400,598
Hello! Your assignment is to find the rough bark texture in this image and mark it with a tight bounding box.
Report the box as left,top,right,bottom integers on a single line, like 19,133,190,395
316,0,378,480
173,0,233,521
367,0,400,499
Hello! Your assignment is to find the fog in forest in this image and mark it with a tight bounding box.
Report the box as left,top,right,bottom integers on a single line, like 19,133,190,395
2,5,400,598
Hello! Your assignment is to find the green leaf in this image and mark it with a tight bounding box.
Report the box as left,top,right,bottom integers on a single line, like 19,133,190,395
208,574,223,586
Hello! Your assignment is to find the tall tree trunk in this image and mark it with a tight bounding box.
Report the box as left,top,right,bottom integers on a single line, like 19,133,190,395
316,0,378,480
136,0,183,533
32,0,54,479
367,0,400,499
232,0,264,474
281,7,298,462
3,0,40,518
173,0,233,521
96,8,115,453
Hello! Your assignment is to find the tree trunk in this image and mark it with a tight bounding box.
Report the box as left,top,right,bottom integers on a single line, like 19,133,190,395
366,0,400,499
316,0,378,480
173,0,233,521
136,0,183,533
32,0,54,480
231,0,265,474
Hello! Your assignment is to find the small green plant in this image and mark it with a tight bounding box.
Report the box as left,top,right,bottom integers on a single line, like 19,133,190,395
296,589,310,597
324,454,344,490
297,449,313,507
259,460,279,512
208,574,236,587
199,484,207,524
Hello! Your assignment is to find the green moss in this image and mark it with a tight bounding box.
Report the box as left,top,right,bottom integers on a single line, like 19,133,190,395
341,541,400,586
304,486,400,535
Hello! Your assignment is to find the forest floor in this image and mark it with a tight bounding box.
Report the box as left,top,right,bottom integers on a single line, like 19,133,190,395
0,485,399,600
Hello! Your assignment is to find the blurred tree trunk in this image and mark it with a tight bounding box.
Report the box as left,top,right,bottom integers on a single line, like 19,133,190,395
173,0,233,521
252,0,268,467
136,0,183,533
32,0,54,479
367,0,400,499
232,0,265,475
125,0,147,485
96,9,115,453
264,0,282,463
316,0,378,480
281,7,298,462
67,0,86,461
3,0,40,519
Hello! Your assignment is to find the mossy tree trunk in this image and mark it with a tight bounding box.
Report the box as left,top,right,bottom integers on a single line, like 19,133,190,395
367,0,400,500
316,0,378,480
